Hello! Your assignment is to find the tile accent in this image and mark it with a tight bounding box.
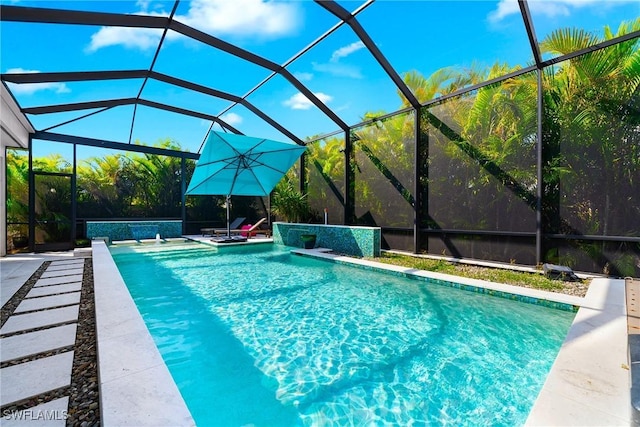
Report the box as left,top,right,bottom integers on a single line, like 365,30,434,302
291,249,579,312
86,220,182,243
273,222,381,257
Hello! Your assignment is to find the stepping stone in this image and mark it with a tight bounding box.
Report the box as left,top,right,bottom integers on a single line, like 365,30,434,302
0,324,77,363
0,306,79,335
48,259,84,266
46,262,84,272
34,275,83,287
26,283,82,298
1,397,69,427
14,292,81,314
0,351,74,407
41,268,84,279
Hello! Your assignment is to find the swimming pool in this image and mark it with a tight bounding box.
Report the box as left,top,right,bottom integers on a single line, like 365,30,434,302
110,241,575,426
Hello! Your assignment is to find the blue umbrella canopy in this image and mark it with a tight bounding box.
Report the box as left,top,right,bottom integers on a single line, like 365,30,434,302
186,132,306,236
186,132,306,197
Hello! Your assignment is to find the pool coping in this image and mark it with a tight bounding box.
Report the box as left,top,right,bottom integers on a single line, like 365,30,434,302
92,240,630,426
92,241,195,426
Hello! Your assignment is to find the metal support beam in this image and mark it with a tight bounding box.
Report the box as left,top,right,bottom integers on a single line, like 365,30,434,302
33,131,200,160
129,1,178,144
344,129,354,225
540,30,640,68
536,69,543,265
0,4,169,27
1,70,147,84
181,157,187,235
23,98,136,115
315,0,422,110
1,4,349,133
1,69,304,145
23,97,241,134
299,153,306,195
71,143,77,248
170,20,350,131
28,135,34,252
518,0,543,67
137,99,223,123
413,108,423,254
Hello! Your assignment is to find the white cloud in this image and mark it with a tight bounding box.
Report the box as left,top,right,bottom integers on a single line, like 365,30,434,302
330,41,365,63
5,68,70,95
221,112,242,125
180,0,300,39
294,71,313,82
488,0,520,23
87,0,301,52
309,41,365,79
283,92,332,110
489,0,602,23
87,26,163,52
136,0,152,10
312,61,363,79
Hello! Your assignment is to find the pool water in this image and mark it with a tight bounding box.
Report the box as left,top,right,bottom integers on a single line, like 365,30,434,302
110,241,575,426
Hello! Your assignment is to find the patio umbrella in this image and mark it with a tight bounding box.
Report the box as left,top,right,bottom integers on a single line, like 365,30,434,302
185,131,306,237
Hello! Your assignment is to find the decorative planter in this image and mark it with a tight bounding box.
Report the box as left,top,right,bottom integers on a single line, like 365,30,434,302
300,234,316,249
12,236,28,248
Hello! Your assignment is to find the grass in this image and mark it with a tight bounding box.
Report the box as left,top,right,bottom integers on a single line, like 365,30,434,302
367,252,589,297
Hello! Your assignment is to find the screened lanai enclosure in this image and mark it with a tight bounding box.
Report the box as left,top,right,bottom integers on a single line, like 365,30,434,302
2,1,639,276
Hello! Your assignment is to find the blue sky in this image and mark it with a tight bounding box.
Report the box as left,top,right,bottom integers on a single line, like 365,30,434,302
1,0,638,159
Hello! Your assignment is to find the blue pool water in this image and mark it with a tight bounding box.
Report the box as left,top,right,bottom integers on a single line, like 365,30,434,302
110,241,575,426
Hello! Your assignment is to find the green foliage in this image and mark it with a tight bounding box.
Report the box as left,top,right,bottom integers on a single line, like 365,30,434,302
75,139,188,218
4,20,637,274
303,19,638,275
272,180,311,223
373,252,580,294
6,149,29,224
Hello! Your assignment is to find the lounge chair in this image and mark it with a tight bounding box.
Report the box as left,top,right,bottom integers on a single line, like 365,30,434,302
213,218,270,238
201,217,246,236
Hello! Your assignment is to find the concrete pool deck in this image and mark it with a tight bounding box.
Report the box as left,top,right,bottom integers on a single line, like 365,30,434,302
0,241,631,425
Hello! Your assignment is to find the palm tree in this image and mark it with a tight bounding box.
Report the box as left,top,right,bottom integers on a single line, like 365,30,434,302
541,18,640,274
305,137,346,223
77,154,131,217
6,149,30,249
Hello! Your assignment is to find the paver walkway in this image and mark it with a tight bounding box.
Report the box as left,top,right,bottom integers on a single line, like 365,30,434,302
0,258,85,425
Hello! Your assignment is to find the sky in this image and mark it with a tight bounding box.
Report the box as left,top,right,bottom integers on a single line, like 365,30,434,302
1,0,638,160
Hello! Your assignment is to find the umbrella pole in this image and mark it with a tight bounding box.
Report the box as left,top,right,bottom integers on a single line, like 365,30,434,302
226,195,231,237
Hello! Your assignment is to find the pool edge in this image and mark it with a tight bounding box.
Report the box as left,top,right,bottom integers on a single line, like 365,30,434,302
290,248,584,310
291,247,631,425
92,241,631,426
92,240,195,426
